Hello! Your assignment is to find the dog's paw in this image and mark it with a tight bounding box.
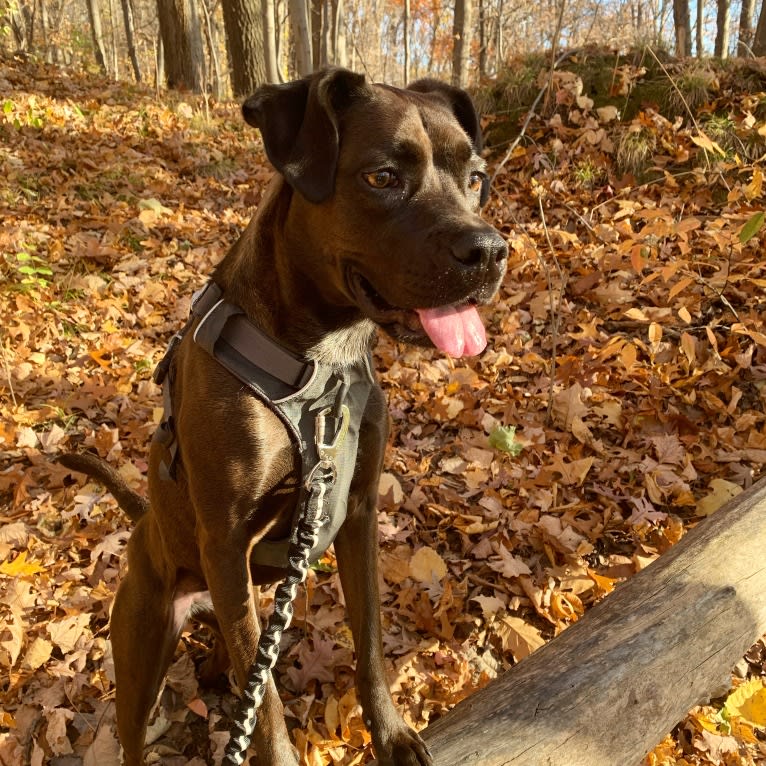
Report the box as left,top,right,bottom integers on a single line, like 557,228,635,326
371,726,433,766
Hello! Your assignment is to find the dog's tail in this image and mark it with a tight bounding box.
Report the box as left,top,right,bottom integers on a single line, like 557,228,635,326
57,452,149,523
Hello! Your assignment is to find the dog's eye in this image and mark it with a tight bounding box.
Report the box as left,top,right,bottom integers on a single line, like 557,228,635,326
469,171,490,206
364,170,398,189
468,171,486,193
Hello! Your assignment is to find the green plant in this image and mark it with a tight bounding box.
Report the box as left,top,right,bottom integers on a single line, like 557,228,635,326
6,251,53,291
573,157,605,189
2,96,45,129
134,358,154,374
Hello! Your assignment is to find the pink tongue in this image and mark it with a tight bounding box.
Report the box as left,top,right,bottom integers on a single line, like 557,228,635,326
415,305,487,357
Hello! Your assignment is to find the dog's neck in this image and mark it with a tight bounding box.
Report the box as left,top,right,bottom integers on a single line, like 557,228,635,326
212,178,376,368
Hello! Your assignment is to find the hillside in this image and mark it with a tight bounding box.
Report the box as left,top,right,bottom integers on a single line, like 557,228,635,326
1,51,766,765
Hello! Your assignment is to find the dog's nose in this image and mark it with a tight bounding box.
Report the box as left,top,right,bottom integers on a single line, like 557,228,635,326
451,230,508,270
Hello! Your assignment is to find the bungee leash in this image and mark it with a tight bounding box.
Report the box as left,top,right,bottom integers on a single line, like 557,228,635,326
223,403,350,765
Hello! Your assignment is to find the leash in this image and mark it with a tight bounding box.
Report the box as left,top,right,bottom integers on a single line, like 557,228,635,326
223,401,350,765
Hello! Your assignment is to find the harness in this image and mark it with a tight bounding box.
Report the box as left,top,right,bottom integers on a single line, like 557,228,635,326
152,281,375,762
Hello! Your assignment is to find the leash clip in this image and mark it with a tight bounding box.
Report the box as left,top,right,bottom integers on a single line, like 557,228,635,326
305,404,350,489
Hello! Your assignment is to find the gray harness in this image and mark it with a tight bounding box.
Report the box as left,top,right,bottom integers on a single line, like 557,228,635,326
153,281,375,569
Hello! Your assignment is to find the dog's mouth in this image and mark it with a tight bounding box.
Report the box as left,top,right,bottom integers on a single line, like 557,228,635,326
346,269,488,357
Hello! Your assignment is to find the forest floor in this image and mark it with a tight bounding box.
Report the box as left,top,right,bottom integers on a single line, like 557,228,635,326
2,51,766,765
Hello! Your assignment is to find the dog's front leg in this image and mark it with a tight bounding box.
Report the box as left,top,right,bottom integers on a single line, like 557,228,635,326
335,391,433,766
200,534,299,766
335,501,433,766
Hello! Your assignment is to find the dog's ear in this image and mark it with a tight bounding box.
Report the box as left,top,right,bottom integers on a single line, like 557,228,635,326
242,68,367,203
406,79,483,153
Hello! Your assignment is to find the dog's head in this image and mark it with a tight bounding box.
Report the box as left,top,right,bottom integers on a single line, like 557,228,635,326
242,68,507,358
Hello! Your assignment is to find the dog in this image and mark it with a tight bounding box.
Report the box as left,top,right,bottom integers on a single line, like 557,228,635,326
60,67,507,766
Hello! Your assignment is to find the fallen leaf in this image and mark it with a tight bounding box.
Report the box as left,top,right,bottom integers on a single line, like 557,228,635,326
409,547,448,583
696,479,743,516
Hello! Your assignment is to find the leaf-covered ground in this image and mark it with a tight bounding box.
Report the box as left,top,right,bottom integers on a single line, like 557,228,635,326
2,54,766,765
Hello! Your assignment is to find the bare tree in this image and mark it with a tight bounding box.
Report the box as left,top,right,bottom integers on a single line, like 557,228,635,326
715,0,731,55
673,0,692,55
754,0,766,54
262,0,280,82
695,0,703,54
200,0,224,96
738,0,757,52
403,0,410,84
478,0,487,77
85,0,108,75
121,0,142,81
451,0,473,88
332,0,346,67
38,0,49,60
1,0,31,51
156,0,205,91
221,0,268,94
107,0,118,76
289,0,312,75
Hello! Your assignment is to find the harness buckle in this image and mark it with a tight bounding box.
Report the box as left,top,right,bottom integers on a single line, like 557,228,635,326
316,404,350,463
305,404,350,490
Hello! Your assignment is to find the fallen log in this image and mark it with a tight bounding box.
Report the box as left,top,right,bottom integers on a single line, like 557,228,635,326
420,476,766,765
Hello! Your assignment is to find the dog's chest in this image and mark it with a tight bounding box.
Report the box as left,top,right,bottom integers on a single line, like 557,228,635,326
249,356,374,568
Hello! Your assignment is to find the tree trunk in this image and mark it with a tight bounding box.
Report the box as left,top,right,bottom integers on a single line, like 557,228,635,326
5,0,30,50
752,0,766,54
421,476,766,765
200,0,224,96
478,0,486,77
715,0,731,56
494,0,504,74
319,0,330,65
451,0,472,88
289,0,312,75
107,0,118,77
121,0,141,82
24,0,36,49
262,0,279,82
673,0,692,55
402,0,409,84
310,0,321,69
275,0,288,73
38,0,50,62
221,0,266,96
155,31,164,92
696,0,703,54
85,0,108,75
738,0,757,53
426,0,441,73
332,0,346,68
156,0,205,91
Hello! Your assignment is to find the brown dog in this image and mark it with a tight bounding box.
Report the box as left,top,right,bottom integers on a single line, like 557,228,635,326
61,68,507,765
